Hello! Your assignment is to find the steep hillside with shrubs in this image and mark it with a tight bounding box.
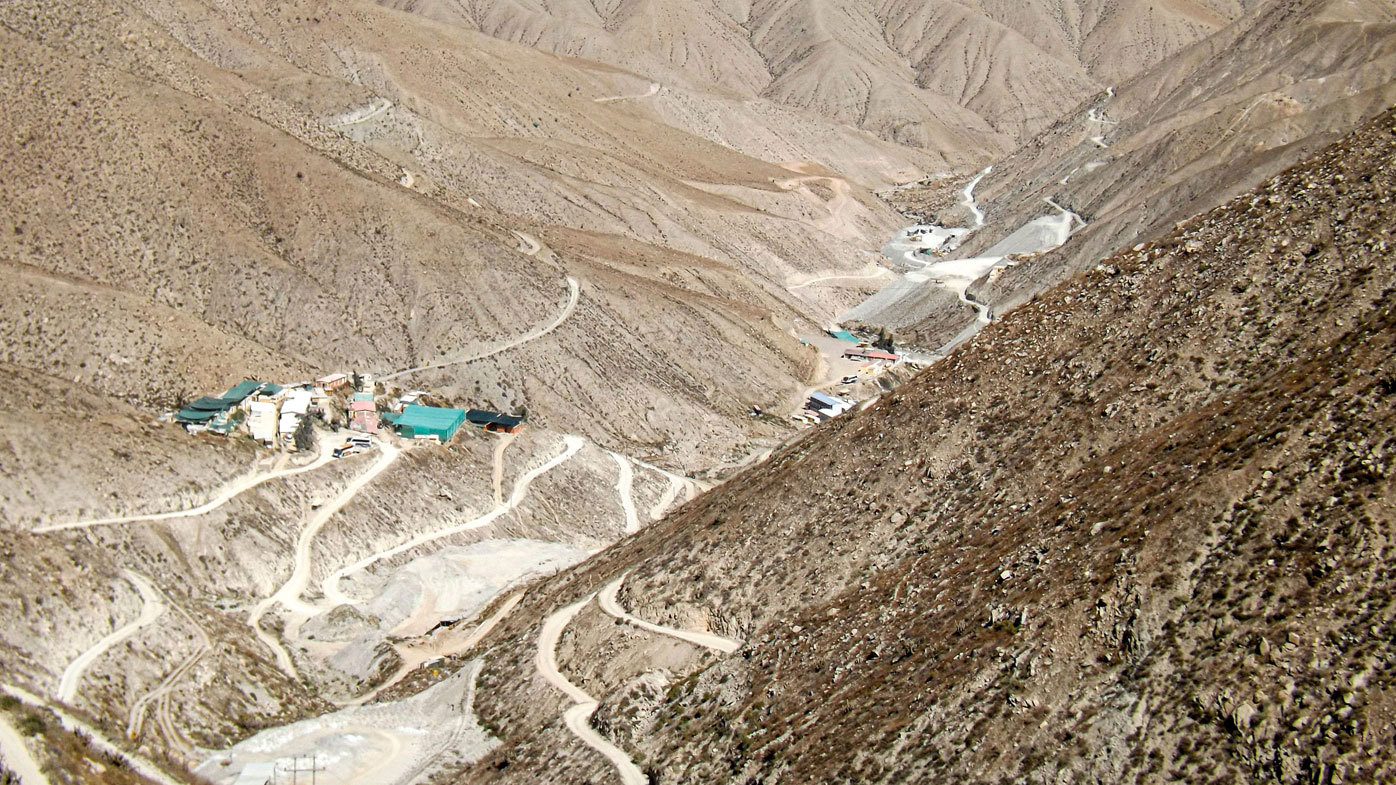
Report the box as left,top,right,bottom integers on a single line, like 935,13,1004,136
459,106,1396,784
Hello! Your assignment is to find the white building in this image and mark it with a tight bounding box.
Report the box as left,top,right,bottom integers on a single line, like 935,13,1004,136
247,400,279,444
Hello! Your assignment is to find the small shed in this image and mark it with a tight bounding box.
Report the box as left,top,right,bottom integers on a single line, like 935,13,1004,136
393,404,467,441
807,392,852,415
317,373,350,391
466,409,524,434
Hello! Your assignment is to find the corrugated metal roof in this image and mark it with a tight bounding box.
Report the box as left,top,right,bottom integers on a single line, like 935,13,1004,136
175,407,220,423
282,390,312,415
222,380,264,402
466,409,523,428
186,396,233,412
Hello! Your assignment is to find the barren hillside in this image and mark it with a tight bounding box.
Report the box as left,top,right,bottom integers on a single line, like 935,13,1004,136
395,0,1261,145
1,1,1394,783
456,106,1396,784
860,0,1396,350
1,0,954,472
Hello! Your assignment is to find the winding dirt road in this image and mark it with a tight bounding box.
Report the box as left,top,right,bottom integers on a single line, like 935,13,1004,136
648,474,683,522
610,453,640,534
341,590,524,708
776,162,863,242
4,685,183,785
0,713,49,785
598,574,740,653
535,596,647,785
36,441,337,533
248,443,401,678
57,571,165,704
593,82,660,103
127,600,210,754
381,276,579,382
320,436,585,609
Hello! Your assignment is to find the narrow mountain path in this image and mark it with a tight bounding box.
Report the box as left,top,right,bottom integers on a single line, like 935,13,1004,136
126,602,209,745
598,574,740,653
247,443,401,679
648,474,683,522
492,432,516,505
36,439,337,532
3,685,183,785
593,82,660,103
536,596,646,785
0,713,50,785
786,266,893,291
320,436,585,608
57,571,165,704
381,276,579,381
339,590,524,708
610,453,640,534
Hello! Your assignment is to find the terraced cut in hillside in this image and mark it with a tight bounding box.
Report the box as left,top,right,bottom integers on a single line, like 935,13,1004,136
456,108,1396,784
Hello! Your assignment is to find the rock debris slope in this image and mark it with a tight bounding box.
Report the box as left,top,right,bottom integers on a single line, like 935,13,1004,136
458,107,1396,784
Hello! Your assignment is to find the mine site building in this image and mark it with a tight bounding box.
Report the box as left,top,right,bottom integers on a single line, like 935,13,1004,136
349,392,380,433
466,409,524,434
388,404,468,441
843,348,900,362
316,372,350,391
807,392,853,416
174,379,277,430
247,400,279,444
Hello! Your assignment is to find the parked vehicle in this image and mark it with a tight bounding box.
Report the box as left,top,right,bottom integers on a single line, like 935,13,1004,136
333,438,371,459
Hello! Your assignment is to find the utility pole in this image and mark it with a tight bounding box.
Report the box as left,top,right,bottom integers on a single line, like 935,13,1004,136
282,755,322,785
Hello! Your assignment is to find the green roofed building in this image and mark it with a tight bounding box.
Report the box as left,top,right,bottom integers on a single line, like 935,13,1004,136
392,404,467,441
222,380,266,404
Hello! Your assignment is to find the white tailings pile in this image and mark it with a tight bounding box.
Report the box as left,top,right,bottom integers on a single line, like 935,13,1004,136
843,193,1083,352
197,662,493,785
358,539,587,639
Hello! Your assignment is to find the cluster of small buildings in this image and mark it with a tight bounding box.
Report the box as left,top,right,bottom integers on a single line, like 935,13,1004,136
173,371,524,450
175,377,341,448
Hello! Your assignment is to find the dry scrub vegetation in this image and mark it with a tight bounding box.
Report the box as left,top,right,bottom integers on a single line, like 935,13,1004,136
460,106,1396,785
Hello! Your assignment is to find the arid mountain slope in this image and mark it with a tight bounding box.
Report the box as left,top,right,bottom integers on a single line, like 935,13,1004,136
457,106,1396,784
870,0,1396,348
398,0,1259,145
0,0,951,468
